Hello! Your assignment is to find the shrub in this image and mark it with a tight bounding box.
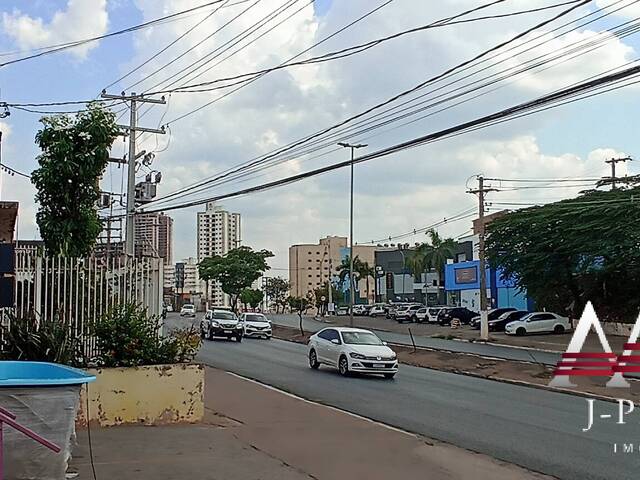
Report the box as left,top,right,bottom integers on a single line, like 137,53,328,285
0,313,85,367
93,303,200,367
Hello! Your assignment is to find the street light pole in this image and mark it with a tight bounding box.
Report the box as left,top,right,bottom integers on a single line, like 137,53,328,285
338,142,367,327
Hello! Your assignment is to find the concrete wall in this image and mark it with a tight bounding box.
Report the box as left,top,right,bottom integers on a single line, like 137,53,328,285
78,363,204,427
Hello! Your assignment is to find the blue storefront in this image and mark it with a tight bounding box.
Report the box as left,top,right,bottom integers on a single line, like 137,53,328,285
444,260,533,311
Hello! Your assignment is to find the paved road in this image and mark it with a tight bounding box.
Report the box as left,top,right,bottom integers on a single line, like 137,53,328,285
193,332,638,480
269,313,561,365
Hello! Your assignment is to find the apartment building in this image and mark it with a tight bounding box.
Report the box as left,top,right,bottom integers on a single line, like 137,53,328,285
134,213,173,265
197,202,241,307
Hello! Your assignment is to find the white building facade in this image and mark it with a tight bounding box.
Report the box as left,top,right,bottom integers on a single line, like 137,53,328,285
197,202,241,307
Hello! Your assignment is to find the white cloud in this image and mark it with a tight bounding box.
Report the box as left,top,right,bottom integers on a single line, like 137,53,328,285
2,0,109,59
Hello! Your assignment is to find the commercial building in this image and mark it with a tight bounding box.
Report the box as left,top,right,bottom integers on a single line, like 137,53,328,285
197,202,241,307
289,236,377,304
134,213,173,265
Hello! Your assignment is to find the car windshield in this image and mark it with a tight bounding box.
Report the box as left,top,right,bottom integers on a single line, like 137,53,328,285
245,314,268,322
341,331,384,345
183,305,194,309
213,312,236,320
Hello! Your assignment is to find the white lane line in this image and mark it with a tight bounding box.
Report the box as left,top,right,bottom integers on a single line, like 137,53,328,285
224,370,417,438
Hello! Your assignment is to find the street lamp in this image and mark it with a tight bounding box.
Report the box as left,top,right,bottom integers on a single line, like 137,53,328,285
338,142,367,327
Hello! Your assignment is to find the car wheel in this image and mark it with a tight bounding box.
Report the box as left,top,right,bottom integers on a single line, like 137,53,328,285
516,327,526,336
207,329,214,341
236,335,243,343
338,356,350,377
554,325,565,334
200,329,206,340
309,349,320,369
384,373,396,379
266,335,272,340
411,315,417,323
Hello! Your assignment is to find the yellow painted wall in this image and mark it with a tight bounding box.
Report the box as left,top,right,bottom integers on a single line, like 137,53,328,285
77,363,204,427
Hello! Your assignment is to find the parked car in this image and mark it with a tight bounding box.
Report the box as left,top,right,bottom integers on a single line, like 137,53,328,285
387,303,411,319
241,313,272,339
505,312,571,336
394,304,423,323
369,305,386,317
180,304,196,317
415,307,428,323
336,306,350,316
166,304,174,312
437,307,477,326
353,305,368,316
470,307,518,329
200,310,244,342
489,310,529,332
426,307,445,323
307,327,398,379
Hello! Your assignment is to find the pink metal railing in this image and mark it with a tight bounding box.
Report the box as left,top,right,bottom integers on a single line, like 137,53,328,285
0,406,60,480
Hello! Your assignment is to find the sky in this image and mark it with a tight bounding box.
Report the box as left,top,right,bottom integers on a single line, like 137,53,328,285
0,0,638,273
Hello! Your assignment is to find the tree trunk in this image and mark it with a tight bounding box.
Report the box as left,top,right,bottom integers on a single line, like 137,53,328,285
366,276,370,304
298,311,304,336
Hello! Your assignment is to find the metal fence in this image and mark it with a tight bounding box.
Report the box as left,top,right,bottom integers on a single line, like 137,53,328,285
1,249,164,354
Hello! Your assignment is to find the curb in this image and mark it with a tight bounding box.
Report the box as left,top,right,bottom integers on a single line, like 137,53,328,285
271,328,629,403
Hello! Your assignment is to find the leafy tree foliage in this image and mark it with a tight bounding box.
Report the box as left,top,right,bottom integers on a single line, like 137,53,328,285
32,103,119,256
288,296,311,335
240,288,264,309
264,277,290,313
312,282,343,314
198,247,273,313
486,187,640,322
405,229,457,280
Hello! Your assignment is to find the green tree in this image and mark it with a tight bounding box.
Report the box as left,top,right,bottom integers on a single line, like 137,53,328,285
199,247,273,313
32,103,119,257
486,187,640,322
264,277,290,313
288,296,311,335
359,261,375,305
240,288,264,310
405,229,457,298
337,255,364,299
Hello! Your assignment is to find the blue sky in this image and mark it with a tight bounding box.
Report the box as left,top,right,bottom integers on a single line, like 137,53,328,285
0,0,638,267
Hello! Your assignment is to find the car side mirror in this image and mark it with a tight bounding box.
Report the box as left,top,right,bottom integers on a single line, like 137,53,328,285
331,339,340,345
383,341,388,346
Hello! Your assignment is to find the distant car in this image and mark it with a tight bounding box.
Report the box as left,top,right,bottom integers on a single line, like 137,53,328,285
369,305,386,317
426,307,445,323
241,313,272,339
307,327,398,379
489,310,529,332
166,304,174,312
200,310,244,342
415,307,428,323
437,307,477,326
505,312,571,336
394,304,423,323
353,305,367,316
180,304,196,317
336,306,350,316
470,307,518,329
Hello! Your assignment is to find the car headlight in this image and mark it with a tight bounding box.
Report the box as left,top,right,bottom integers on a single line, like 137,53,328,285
211,321,220,327
349,352,366,359
237,324,244,329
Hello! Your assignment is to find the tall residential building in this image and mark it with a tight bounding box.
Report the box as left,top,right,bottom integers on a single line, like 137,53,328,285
134,213,173,265
197,202,241,307
289,236,378,303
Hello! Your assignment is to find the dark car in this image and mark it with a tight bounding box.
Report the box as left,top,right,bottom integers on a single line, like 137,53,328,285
200,310,244,342
470,307,518,329
489,310,529,332
438,307,477,326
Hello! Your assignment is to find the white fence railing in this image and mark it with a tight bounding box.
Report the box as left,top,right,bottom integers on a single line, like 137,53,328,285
1,250,163,353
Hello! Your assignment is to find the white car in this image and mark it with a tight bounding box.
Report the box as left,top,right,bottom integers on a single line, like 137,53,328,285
415,307,428,323
307,327,398,379
241,313,272,339
504,312,571,336
180,304,196,317
426,307,445,323
369,305,385,317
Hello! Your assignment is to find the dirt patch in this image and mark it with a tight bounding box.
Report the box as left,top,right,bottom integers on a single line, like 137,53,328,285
272,325,640,400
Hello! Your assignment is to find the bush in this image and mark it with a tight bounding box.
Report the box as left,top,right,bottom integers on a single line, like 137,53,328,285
93,303,201,367
0,313,85,367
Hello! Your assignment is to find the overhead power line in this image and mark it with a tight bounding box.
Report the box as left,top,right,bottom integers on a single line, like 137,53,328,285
135,54,640,214
0,0,234,68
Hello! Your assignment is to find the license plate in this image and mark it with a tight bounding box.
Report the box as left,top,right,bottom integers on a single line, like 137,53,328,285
224,330,232,334
373,363,385,368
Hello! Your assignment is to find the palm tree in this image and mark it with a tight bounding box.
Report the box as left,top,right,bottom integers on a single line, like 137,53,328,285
337,255,363,300
358,261,376,305
404,229,457,301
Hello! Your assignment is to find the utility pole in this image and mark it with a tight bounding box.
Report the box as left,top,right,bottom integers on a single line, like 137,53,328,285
468,175,498,341
101,91,165,257
338,142,367,327
605,157,632,190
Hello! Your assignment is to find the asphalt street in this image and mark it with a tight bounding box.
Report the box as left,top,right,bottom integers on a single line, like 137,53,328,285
269,313,561,365
192,332,639,480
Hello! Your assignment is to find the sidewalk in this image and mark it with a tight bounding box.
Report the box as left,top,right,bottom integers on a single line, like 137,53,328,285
70,367,550,480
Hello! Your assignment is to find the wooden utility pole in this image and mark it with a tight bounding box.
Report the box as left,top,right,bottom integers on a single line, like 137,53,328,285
605,157,632,190
468,176,498,340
